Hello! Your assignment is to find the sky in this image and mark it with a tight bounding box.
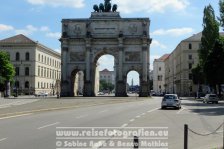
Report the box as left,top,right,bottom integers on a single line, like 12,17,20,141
0,0,221,85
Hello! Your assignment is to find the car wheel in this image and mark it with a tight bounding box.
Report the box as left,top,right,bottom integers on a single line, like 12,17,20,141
161,106,165,109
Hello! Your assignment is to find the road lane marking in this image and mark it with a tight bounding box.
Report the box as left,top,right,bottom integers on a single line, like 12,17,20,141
141,113,146,116
99,110,108,113
0,138,7,142
136,115,141,118
76,114,88,119
0,113,33,120
129,119,135,122
38,122,60,130
176,106,185,114
121,123,128,127
147,107,160,113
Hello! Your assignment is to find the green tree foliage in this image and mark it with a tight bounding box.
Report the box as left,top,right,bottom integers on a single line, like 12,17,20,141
99,80,114,92
0,51,15,91
219,0,224,28
199,5,219,68
204,38,224,93
191,64,205,85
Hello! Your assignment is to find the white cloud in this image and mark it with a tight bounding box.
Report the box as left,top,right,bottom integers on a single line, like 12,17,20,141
151,27,194,37
40,26,50,32
15,25,38,35
113,0,189,14
27,0,85,8
0,24,14,32
151,40,167,49
46,32,61,38
55,48,61,53
98,55,114,71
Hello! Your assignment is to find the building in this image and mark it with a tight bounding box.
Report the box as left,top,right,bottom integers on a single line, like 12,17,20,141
99,69,115,85
0,34,61,95
153,54,169,94
164,32,202,96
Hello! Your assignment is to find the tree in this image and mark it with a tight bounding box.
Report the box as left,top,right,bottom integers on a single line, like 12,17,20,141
99,80,114,92
199,5,219,67
0,51,15,95
204,38,224,94
219,0,224,28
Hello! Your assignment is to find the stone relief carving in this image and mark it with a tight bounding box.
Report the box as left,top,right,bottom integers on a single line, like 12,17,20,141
70,52,85,61
128,24,137,34
125,52,140,62
73,24,82,35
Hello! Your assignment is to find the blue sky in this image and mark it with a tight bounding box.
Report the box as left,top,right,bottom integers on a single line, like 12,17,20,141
0,0,221,85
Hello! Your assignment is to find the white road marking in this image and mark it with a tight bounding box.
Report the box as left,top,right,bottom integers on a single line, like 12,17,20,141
38,122,60,130
121,123,128,127
0,138,7,142
136,115,141,118
147,107,160,113
76,114,88,119
99,110,108,113
129,119,135,122
0,113,32,120
176,106,185,114
141,113,146,116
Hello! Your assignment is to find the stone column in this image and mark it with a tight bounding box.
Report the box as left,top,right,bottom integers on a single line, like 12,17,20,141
142,47,148,82
86,47,90,81
60,46,70,97
118,38,123,81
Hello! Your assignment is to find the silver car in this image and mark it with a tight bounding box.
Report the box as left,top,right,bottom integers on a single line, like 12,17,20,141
161,94,181,109
203,94,219,104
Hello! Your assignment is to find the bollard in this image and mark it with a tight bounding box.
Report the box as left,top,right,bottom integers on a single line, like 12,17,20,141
133,136,139,149
184,124,188,149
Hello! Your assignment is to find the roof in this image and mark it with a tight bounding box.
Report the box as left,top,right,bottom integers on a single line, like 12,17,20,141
0,34,61,56
182,32,202,42
183,32,224,42
0,34,37,44
101,69,110,72
154,54,170,62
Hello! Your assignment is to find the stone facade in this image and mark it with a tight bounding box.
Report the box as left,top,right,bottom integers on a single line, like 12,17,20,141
153,54,169,94
60,12,151,97
100,69,115,85
164,33,201,96
0,34,61,95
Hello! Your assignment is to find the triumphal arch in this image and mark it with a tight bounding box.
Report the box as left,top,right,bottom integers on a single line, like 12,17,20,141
60,1,151,97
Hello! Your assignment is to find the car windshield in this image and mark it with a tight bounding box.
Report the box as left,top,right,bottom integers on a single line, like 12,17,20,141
164,95,177,100
210,95,217,97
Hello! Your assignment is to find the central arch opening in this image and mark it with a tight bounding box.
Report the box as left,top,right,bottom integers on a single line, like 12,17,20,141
94,54,116,96
126,71,140,96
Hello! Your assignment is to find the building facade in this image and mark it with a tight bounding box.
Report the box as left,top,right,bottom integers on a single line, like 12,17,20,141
153,54,169,94
164,33,202,96
100,69,115,85
0,34,61,95
60,11,151,97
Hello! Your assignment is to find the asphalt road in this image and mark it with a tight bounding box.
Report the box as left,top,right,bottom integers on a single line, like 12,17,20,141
0,96,223,149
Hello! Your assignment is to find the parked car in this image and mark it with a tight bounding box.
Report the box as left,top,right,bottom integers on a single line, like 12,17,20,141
35,92,48,97
161,94,181,109
203,94,219,104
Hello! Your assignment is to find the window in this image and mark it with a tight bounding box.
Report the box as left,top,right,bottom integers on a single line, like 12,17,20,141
189,43,192,49
38,82,39,88
41,67,43,77
189,63,192,69
189,73,193,80
42,55,43,63
38,66,40,76
15,81,19,88
38,54,40,61
188,54,192,60
159,67,161,71
16,52,20,61
25,81,29,88
45,56,46,64
25,52,30,61
158,75,163,81
15,67,20,76
25,67,29,76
